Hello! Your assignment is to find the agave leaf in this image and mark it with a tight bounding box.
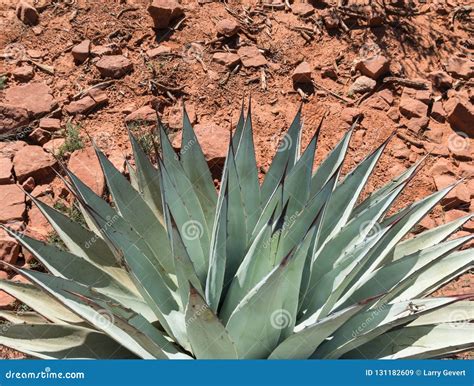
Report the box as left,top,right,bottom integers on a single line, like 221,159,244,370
336,235,473,309
388,214,473,262
407,301,474,326
16,269,184,359
350,156,425,219
205,181,229,312
0,324,137,359
349,184,458,288
309,123,354,197
313,297,459,359
159,157,210,281
308,181,405,289
65,170,181,330
125,159,139,191
223,144,249,282
276,171,338,264
233,104,261,239
180,106,217,230
95,147,175,276
302,225,390,320
392,249,474,301
205,179,228,311
261,105,302,203
185,286,238,359
5,230,153,319
163,205,205,307
269,302,365,359
225,248,307,359
345,324,474,359
220,220,275,322
272,129,320,263
231,101,246,149
128,132,164,222
0,311,47,324
317,134,390,245
0,280,82,324
27,197,136,293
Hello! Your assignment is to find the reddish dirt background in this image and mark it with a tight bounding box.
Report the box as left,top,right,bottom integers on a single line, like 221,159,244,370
0,0,473,359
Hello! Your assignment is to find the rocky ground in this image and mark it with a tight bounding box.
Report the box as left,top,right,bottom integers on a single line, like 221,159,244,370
0,0,473,358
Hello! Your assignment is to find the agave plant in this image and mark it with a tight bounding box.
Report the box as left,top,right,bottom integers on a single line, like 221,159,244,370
0,104,473,359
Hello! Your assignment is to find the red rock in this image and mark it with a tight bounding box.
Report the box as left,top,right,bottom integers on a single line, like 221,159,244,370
146,46,172,58
43,138,65,155
428,71,453,90
433,175,470,209
65,93,107,116
16,1,39,25
124,106,157,126
377,89,394,105
95,55,133,79
356,55,390,80
216,18,240,37
13,145,57,183
401,87,431,105
406,117,429,133
292,61,312,84
0,141,27,159
212,52,240,68
88,89,109,106
108,151,126,174
72,39,91,63
237,46,267,68
68,147,105,196
390,138,410,160
417,216,436,232
387,107,400,122
399,97,428,119
12,65,34,82
26,206,52,241
0,185,25,223
430,158,454,176
29,128,51,145
445,57,474,80
65,96,96,115
291,3,314,16
459,163,474,179
0,157,12,184
91,45,122,57
448,135,472,161
26,49,44,59
0,229,20,265
172,122,229,168
10,274,30,284
364,95,389,111
148,0,184,29
39,117,61,132
0,103,30,135
340,107,363,125
444,209,473,232
22,176,35,192
444,96,474,136
31,184,53,199
431,101,446,122
0,291,16,307
4,82,57,119
423,142,449,157
349,76,376,95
